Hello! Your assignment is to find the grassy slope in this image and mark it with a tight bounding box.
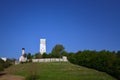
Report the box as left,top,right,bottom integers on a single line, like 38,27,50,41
5,62,116,80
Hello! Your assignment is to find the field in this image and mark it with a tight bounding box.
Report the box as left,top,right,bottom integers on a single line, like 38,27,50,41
4,62,116,80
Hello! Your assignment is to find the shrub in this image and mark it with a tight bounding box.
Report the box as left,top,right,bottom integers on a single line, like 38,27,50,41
67,50,120,80
0,63,4,71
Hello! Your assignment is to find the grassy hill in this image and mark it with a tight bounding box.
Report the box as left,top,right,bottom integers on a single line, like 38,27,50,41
5,62,116,80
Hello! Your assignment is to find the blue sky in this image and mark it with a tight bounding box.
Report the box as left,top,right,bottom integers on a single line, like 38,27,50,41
0,0,120,58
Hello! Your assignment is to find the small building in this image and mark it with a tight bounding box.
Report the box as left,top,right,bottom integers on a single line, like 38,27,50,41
1,57,7,61
19,48,27,62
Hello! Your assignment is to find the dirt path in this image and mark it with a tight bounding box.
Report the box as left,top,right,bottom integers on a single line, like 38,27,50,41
0,74,24,80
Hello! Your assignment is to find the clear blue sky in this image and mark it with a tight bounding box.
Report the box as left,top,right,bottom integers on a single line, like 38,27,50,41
0,0,120,59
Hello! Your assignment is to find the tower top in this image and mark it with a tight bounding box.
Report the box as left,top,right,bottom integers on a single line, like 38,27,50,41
40,39,46,41
40,39,46,44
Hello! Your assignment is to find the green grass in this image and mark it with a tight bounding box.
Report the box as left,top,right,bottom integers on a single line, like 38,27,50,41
5,62,117,80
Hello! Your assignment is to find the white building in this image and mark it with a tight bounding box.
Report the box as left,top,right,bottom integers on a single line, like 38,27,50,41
1,57,7,61
19,48,27,62
40,39,46,55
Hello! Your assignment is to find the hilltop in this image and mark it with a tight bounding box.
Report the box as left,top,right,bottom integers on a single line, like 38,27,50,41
2,62,116,80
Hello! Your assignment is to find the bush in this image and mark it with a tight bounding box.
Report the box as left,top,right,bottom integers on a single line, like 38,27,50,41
0,59,4,72
0,63,4,71
0,58,13,72
67,50,120,80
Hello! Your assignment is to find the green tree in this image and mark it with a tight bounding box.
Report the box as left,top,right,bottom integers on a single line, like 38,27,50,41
51,44,65,58
61,51,68,56
117,51,120,58
67,52,76,63
27,53,33,59
26,53,33,62
42,53,48,58
47,53,52,58
0,59,4,71
34,53,42,59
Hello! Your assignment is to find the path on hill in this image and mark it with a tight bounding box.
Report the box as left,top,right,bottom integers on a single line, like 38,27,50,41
0,73,24,80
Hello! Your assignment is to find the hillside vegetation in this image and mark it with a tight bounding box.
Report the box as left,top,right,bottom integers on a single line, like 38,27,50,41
67,50,120,79
5,62,116,80
17,44,120,79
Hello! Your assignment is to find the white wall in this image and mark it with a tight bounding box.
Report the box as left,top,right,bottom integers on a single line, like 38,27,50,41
32,56,68,62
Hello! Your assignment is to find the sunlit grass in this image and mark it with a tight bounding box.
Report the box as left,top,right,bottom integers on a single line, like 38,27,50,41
5,62,117,80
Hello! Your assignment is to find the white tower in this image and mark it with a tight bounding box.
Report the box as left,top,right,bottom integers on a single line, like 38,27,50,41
19,48,27,62
22,48,25,55
40,39,46,55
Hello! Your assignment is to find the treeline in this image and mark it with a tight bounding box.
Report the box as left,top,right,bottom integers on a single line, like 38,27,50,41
0,58,15,72
67,50,120,80
25,44,66,61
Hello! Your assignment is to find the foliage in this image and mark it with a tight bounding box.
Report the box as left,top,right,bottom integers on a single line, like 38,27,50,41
0,63,4,71
0,58,12,72
3,59,12,68
42,53,48,58
0,59,4,71
34,53,42,59
27,53,33,59
25,44,66,59
51,44,65,58
26,53,33,62
23,44,120,79
67,50,120,80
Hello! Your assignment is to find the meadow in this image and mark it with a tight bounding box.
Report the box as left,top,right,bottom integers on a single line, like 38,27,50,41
5,62,117,80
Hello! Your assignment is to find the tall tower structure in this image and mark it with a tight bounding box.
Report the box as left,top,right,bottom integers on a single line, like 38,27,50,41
19,48,27,62
22,48,25,55
40,39,46,55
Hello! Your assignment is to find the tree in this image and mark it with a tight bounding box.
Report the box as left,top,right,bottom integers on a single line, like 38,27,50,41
34,53,42,59
3,59,12,68
42,53,48,58
51,44,65,58
61,51,68,56
0,59,4,71
67,52,76,64
117,51,120,58
67,50,120,80
26,53,33,62
27,53,33,59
